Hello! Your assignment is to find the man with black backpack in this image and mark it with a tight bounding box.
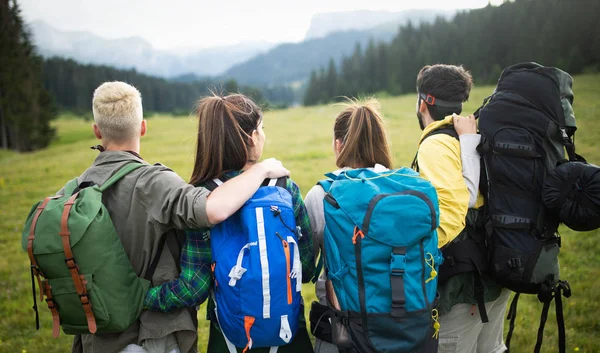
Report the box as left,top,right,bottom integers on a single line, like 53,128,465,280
23,81,290,353
412,65,510,353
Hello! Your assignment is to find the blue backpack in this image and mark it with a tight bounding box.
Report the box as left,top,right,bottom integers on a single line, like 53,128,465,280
206,177,303,352
319,168,443,353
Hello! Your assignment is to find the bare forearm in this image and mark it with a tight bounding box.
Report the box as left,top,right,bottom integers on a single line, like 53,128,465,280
205,163,267,224
206,159,289,224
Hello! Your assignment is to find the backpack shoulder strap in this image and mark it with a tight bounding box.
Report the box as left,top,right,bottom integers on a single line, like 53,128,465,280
317,172,337,193
413,127,460,171
64,178,79,196
317,179,333,193
262,176,288,189
145,231,185,284
425,126,459,141
99,163,145,192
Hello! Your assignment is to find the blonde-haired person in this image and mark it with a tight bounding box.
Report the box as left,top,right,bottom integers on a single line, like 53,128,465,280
70,82,290,353
143,93,315,353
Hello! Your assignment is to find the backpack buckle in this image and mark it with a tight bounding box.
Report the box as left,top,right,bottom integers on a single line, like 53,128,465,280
45,297,57,309
64,257,78,270
79,293,91,305
507,258,522,269
390,254,406,275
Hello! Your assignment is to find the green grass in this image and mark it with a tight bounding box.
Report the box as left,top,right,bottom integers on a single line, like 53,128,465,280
1,75,599,353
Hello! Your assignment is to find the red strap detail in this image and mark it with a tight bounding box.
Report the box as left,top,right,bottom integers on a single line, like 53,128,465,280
28,196,59,301
242,316,255,353
43,280,61,338
282,240,292,305
352,226,365,244
59,193,97,334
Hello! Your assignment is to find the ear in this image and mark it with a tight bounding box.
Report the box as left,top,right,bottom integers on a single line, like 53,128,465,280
419,99,429,114
250,129,259,147
140,120,147,137
334,139,344,154
92,124,102,140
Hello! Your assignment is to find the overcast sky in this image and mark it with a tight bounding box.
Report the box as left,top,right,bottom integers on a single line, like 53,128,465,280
19,0,504,50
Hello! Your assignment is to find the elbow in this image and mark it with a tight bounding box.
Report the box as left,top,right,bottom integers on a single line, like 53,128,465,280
205,203,229,225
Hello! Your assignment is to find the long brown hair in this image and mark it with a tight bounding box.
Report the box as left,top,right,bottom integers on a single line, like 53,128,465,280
334,98,392,169
190,93,262,185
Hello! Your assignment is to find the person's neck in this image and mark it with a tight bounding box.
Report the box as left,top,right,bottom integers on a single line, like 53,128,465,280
423,113,436,128
242,161,257,171
102,139,140,154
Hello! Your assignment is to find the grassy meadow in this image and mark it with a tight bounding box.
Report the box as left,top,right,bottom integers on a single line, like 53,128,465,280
1,75,599,353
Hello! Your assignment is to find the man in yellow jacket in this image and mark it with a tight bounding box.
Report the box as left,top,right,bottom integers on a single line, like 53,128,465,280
414,64,510,353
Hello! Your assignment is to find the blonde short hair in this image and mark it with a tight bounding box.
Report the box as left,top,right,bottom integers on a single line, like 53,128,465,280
92,81,143,142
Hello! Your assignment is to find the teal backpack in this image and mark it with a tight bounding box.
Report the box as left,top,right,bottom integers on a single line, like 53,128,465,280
317,167,443,353
21,163,153,338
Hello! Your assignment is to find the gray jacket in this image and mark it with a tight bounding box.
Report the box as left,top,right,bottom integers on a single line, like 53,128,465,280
68,151,211,353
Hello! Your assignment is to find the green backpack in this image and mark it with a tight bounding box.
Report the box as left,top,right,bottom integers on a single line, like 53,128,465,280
21,163,151,338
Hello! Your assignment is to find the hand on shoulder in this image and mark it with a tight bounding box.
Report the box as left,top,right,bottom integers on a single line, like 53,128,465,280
452,113,477,136
256,158,290,179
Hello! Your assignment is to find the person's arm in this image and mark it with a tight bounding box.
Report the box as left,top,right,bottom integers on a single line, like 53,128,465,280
206,158,290,224
305,184,330,304
304,185,326,258
144,230,211,311
459,134,482,208
288,179,315,283
418,135,470,248
453,114,481,208
139,158,289,230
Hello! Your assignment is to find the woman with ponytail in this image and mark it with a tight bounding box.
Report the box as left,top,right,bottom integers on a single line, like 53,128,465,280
305,98,393,353
143,93,315,353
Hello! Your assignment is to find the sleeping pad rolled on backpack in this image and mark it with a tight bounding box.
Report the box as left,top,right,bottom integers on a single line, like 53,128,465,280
206,177,302,353
21,163,152,338
543,161,600,231
477,62,591,353
317,167,442,353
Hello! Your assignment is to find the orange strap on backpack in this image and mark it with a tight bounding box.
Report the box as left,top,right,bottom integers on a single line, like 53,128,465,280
59,192,97,334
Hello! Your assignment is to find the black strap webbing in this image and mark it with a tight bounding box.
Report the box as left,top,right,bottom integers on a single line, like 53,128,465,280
145,236,168,282
145,233,183,284
390,247,407,318
30,266,40,330
354,235,369,334
473,273,489,323
419,92,463,108
533,280,571,353
491,140,541,159
412,126,459,172
556,281,571,353
533,298,552,353
505,292,520,353
491,214,535,230
168,231,185,273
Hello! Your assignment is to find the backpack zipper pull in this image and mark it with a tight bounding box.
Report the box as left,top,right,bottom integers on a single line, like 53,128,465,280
432,308,440,339
425,253,438,283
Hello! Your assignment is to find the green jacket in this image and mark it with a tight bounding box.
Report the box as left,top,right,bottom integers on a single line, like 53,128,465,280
68,151,211,353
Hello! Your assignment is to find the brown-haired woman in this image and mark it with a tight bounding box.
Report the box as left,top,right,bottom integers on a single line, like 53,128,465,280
143,93,315,353
305,98,393,353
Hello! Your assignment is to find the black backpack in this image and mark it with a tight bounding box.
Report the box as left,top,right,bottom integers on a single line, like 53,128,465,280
476,62,586,353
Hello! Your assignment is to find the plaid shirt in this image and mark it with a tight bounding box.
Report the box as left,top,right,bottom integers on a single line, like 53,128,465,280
144,171,314,312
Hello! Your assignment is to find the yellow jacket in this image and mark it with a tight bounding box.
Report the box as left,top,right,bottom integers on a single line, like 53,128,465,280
416,116,483,248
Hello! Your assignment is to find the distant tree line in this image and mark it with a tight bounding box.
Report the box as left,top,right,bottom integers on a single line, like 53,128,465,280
41,57,287,116
0,0,56,151
304,0,600,105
